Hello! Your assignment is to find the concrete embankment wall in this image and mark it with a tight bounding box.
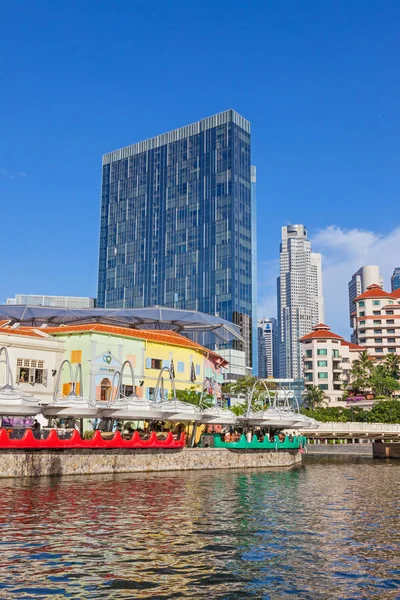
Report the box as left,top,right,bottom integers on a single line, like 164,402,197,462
0,448,301,478
373,443,400,458
306,444,373,457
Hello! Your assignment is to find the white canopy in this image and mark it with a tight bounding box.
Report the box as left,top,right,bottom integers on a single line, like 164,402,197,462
201,405,237,425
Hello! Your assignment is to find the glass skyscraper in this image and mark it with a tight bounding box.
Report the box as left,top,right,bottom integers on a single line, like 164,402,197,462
98,110,256,369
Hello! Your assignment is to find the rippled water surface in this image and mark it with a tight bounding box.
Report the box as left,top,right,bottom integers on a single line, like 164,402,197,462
0,457,399,599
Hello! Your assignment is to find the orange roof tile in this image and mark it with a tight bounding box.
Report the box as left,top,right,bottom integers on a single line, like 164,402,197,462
391,288,400,298
300,323,343,341
0,326,47,339
354,284,393,302
44,323,227,364
340,340,364,351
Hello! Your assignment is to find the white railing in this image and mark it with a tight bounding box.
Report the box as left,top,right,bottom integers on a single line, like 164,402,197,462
304,422,400,435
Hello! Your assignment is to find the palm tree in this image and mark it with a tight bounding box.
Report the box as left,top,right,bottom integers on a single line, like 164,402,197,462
352,350,374,375
383,353,400,379
303,385,329,409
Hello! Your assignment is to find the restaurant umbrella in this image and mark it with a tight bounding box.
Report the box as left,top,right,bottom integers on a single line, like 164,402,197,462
99,360,163,420
41,360,98,419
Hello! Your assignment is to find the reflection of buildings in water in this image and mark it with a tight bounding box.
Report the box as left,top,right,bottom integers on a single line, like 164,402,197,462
0,465,398,598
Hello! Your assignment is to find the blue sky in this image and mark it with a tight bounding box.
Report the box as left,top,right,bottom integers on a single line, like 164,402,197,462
1,1,399,337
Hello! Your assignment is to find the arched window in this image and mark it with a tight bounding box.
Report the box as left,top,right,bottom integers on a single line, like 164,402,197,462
100,378,111,402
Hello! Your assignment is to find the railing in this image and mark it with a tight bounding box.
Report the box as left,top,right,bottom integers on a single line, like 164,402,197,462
304,422,400,436
0,428,186,450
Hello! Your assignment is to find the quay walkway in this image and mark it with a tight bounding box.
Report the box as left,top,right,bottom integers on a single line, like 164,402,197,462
303,422,400,440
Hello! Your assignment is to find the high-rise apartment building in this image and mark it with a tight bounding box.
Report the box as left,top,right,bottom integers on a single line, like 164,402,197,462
348,266,383,330
391,267,400,292
352,284,400,360
257,317,278,378
277,225,324,379
97,110,256,369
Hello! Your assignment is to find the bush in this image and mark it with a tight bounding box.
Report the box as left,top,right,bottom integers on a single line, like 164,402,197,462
83,430,94,439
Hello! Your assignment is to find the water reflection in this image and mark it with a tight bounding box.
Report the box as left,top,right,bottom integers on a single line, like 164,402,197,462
0,458,398,598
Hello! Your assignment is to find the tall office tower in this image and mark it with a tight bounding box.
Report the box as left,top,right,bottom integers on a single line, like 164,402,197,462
277,225,324,379
391,267,400,292
97,110,256,368
348,266,383,328
257,317,278,378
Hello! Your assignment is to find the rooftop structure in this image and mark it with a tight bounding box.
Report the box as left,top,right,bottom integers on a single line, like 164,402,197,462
6,294,96,309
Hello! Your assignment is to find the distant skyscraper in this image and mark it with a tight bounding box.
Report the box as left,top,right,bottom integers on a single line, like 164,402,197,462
257,317,278,378
5,294,96,309
97,110,256,368
348,266,383,329
391,267,400,292
277,225,324,379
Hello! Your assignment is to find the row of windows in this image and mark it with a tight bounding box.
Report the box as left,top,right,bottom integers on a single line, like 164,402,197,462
305,349,339,357
359,320,396,325
145,358,201,375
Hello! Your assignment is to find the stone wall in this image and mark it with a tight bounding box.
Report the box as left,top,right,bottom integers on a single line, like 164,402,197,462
373,442,400,459
0,447,301,478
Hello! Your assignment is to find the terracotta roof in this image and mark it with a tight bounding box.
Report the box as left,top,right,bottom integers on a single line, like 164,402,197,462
340,340,364,351
43,323,227,364
391,288,400,298
0,326,47,339
354,284,393,302
300,323,343,341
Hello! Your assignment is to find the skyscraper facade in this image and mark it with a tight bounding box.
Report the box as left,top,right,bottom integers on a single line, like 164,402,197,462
391,267,400,292
257,317,278,378
348,265,383,328
277,225,324,379
97,110,256,368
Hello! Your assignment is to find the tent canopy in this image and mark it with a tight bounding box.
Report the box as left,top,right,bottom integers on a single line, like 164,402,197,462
0,305,243,343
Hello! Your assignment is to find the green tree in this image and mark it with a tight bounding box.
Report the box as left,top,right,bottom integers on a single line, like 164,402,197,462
368,366,400,397
174,387,214,408
302,385,329,409
383,353,400,379
230,400,248,416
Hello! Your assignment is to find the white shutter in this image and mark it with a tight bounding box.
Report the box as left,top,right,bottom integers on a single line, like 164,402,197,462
29,368,35,385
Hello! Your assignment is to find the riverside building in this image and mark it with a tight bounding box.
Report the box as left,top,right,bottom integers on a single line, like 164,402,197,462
97,110,256,373
300,324,363,406
277,225,324,379
352,284,400,360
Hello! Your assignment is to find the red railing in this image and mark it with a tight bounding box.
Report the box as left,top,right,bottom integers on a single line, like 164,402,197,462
0,428,186,450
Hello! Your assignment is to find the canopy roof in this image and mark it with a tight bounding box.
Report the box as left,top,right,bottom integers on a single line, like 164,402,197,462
0,305,243,344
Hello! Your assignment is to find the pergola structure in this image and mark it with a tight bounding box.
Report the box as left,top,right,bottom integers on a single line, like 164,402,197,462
0,305,243,344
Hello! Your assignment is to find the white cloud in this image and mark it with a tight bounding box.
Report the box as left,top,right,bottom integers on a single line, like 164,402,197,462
257,225,400,339
313,226,400,338
0,168,27,179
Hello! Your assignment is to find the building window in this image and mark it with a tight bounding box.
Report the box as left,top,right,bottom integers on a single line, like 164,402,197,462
306,350,312,358
195,364,201,375
373,329,382,334
359,312,365,317
16,358,48,386
332,349,339,358
388,300,394,305
71,350,82,363
317,349,327,355
359,338,366,343
375,348,384,353
305,373,313,382
318,372,328,379
388,348,396,353
304,361,313,370
387,320,395,324
386,310,394,315
358,301,365,307
374,339,383,343
359,320,365,325
373,311,381,315
317,360,328,367
372,300,381,306
387,338,396,343
177,361,185,373
373,320,382,325
318,384,329,390
387,329,395,334
147,387,155,401
145,358,162,370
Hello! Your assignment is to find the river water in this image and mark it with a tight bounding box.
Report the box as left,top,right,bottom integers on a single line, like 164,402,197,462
0,457,399,599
